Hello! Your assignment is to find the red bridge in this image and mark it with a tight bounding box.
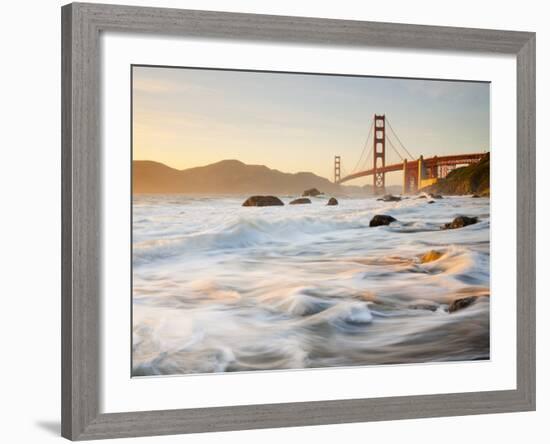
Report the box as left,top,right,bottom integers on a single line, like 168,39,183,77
334,114,487,194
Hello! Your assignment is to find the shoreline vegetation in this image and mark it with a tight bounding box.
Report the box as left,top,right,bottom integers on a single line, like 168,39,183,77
423,153,490,197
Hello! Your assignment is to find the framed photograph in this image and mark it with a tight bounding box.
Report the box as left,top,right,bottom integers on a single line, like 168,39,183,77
61,2,536,440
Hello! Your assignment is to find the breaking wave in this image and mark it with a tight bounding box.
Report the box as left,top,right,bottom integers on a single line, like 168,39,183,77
132,195,490,375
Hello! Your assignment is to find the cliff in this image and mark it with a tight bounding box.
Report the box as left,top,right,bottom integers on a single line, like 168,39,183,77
423,153,490,196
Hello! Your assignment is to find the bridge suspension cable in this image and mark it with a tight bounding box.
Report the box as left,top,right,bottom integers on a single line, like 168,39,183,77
358,141,374,173
334,113,486,193
356,125,376,174
340,165,350,178
350,119,374,174
385,117,415,160
386,137,404,162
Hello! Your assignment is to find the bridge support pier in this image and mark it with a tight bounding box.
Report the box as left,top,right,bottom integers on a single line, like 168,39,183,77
417,155,424,188
402,158,418,194
417,154,438,190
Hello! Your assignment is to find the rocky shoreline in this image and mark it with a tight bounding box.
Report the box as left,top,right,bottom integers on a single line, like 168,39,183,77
134,191,490,373
423,152,490,196
242,189,483,231
239,189,488,316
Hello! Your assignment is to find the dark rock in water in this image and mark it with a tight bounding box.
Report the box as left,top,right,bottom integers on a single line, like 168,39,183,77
289,197,311,205
327,197,338,206
376,194,401,202
302,188,322,197
417,193,441,200
409,303,439,312
370,214,397,227
242,195,284,207
441,215,478,230
448,296,478,313
428,200,435,204
472,194,481,198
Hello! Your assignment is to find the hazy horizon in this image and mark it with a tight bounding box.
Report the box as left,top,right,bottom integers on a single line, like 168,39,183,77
133,66,490,186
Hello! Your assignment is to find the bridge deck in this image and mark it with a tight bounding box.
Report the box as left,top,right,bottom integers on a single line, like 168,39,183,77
336,153,485,184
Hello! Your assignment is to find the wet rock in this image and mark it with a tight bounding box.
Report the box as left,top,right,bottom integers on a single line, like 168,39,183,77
428,200,435,204
327,197,338,206
429,193,443,199
369,214,397,227
416,195,427,199
441,215,478,230
302,188,322,197
472,194,481,198
448,296,478,313
408,303,439,312
376,194,401,202
420,250,443,263
242,196,284,207
289,198,311,205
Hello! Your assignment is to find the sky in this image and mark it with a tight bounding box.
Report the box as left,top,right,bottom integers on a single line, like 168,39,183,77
132,65,490,185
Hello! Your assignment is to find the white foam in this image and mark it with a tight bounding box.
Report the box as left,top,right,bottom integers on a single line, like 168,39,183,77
132,195,490,375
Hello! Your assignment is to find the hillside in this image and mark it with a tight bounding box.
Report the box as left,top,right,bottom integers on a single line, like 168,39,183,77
423,153,490,196
133,159,346,195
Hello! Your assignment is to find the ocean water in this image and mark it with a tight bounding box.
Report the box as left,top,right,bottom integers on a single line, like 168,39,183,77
132,194,490,376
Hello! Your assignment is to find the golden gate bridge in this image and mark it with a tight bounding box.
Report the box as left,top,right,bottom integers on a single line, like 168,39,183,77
334,114,486,194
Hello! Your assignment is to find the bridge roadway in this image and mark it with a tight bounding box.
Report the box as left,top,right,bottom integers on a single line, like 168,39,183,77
336,153,485,185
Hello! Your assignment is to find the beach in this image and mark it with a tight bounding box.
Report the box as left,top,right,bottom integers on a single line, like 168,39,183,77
132,194,490,376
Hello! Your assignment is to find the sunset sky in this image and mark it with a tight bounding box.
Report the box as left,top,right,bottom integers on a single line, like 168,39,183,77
132,66,490,185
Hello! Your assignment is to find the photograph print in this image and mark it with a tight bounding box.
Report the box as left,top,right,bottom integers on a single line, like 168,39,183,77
131,66,490,377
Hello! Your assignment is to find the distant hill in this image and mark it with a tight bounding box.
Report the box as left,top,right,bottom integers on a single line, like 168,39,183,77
133,159,349,195
423,153,490,196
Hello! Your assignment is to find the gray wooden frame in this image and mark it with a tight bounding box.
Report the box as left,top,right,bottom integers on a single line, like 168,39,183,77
61,2,536,440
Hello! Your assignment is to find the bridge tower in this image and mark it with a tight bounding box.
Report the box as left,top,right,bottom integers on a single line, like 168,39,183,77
334,155,341,183
373,114,386,194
